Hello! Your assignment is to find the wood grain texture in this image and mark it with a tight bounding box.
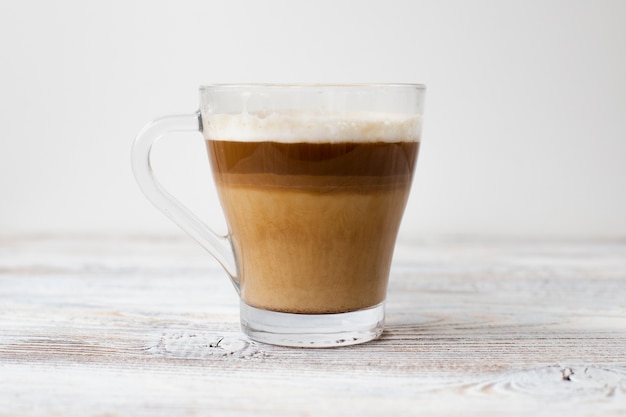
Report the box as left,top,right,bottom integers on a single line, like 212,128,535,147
0,235,625,416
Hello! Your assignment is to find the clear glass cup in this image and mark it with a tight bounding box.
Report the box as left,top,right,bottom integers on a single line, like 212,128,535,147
132,84,426,347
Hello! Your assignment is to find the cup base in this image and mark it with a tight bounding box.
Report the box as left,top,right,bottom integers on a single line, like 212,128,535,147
240,301,385,348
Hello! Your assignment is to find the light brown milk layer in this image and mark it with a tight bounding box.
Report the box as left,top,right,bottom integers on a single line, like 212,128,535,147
206,140,419,314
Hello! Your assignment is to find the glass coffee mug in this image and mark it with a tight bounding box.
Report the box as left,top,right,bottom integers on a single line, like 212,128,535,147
132,84,426,347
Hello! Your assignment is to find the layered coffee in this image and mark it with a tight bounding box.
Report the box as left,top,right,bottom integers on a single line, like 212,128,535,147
203,113,420,314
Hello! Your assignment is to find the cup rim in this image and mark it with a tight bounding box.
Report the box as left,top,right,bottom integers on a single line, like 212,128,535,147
199,83,426,91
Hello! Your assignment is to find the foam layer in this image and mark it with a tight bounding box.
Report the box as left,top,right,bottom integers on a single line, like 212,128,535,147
202,112,421,143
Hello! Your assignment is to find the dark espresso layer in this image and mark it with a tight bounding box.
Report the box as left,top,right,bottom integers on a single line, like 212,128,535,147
206,140,419,314
207,141,419,185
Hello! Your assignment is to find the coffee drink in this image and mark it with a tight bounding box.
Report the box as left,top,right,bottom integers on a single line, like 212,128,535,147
134,84,426,346
203,112,420,314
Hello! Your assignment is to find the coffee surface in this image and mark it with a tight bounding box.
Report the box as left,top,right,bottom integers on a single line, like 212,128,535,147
202,112,422,143
207,140,418,314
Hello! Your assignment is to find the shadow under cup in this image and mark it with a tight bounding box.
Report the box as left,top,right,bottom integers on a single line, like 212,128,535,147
134,84,425,347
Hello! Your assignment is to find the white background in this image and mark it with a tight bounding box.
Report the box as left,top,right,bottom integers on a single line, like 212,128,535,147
1,0,625,240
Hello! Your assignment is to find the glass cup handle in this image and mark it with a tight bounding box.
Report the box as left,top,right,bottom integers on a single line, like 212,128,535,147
131,112,239,291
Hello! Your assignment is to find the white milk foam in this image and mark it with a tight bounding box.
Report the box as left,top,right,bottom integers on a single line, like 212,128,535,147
202,112,421,143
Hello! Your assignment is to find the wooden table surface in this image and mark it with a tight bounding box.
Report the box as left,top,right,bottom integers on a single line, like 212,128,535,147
0,235,625,416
